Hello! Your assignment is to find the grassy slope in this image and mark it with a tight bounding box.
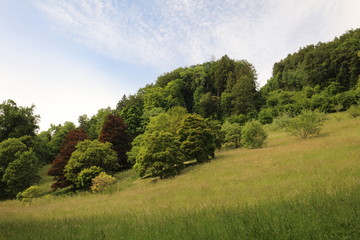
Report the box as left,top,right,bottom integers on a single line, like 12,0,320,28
0,112,359,239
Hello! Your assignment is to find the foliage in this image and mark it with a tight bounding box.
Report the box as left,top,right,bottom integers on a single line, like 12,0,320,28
16,185,40,203
119,105,143,138
48,129,88,190
0,138,27,174
2,150,40,195
221,122,242,149
263,29,360,93
91,172,117,193
272,113,293,131
133,131,185,178
99,114,131,169
0,100,39,142
347,105,360,118
241,120,268,149
178,114,215,163
146,106,187,134
205,119,224,150
0,138,28,197
276,110,326,139
64,140,119,186
47,122,76,161
77,166,103,188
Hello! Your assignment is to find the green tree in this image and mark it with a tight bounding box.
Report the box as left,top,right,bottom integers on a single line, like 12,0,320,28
64,140,119,187
0,100,39,142
0,138,27,197
241,120,268,149
221,122,242,149
2,150,40,195
276,110,326,139
133,131,185,179
178,114,216,163
48,122,76,161
77,166,103,188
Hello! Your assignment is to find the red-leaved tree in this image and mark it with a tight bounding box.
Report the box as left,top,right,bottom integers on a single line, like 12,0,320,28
48,128,88,190
99,114,131,170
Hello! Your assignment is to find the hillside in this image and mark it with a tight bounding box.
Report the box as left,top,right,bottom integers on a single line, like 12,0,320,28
1,111,359,239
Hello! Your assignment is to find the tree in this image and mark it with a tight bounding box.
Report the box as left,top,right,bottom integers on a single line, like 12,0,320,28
0,138,27,197
178,114,216,163
146,106,187,134
133,131,185,179
64,140,119,187
86,108,113,139
119,105,143,138
198,92,220,118
241,120,268,149
276,110,326,139
221,122,242,149
2,150,40,195
99,114,131,169
0,100,39,142
0,138,27,175
77,166,103,188
47,122,76,161
48,129,88,190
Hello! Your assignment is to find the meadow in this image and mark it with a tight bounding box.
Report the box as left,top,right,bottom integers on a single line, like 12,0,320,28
0,112,359,239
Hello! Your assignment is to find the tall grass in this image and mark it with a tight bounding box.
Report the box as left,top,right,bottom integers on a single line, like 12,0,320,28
0,112,359,239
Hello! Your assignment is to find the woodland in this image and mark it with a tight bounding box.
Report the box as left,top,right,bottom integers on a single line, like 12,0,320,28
0,29,359,199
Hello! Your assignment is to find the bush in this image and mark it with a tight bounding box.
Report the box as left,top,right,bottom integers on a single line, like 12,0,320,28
272,113,292,131
276,109,326,139
221,122,242,148
64,140,119,187
77,166,103,188
348,105,360,118
134,131,185,179
241,120,268,149
91,172,117,193
16,185,40,203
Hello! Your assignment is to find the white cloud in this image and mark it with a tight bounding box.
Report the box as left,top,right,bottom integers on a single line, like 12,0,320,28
33,0,360,87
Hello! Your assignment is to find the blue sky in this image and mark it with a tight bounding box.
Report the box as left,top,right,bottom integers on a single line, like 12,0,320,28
1,0,359,131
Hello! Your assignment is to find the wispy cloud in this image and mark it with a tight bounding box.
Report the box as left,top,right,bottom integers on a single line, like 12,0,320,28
34,0,360,85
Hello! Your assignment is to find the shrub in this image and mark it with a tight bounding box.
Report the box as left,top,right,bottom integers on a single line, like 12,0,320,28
134,131,185,179
272,113,292,131
77,166,103,188
348,105,360,118
241,120,268,149
16,185,40,203
64,140,119,187
221,122,242,148
276,109,326,139
91,172,117,193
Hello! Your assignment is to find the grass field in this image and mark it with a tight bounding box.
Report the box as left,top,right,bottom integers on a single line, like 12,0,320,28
0,112,359,239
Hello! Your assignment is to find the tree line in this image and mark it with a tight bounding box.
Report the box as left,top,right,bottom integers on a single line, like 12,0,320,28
0,29,359,199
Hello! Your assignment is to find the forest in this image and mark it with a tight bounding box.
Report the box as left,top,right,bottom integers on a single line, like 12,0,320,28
0,29,359,199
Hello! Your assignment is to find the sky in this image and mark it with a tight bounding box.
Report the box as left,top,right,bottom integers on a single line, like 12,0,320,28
1,0,359,132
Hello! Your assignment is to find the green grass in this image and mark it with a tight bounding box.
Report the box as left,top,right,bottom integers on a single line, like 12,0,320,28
0,111,359,239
